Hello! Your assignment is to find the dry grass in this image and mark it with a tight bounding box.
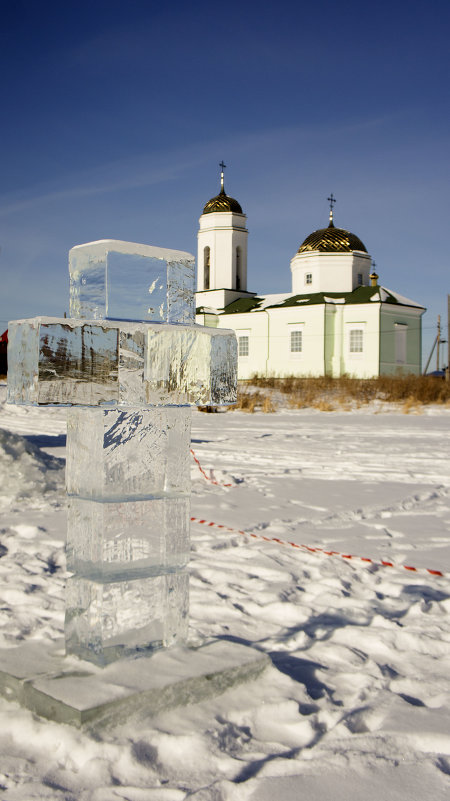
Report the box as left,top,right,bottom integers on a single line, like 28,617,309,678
225,374,450,413
230,390,275,413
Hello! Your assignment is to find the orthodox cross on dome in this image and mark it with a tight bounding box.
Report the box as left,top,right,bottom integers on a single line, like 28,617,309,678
219,160,226,191
327,193,336,225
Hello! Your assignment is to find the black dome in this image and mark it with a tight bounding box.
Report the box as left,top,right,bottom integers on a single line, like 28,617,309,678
203,187,243,215
298,220,367,254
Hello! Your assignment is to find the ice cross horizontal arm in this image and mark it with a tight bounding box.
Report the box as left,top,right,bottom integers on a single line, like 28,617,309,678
7,317,237,407
7,239,238,666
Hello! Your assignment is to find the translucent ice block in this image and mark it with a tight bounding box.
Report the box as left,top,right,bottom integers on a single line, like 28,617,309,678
66,495,190,580
69,240,195,324
144,324,237,406
66,407,191,499
7,318,118,406
7,318,237,407
65,572,189,665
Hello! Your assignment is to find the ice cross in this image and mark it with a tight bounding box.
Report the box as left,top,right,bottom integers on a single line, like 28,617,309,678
7,240,237,665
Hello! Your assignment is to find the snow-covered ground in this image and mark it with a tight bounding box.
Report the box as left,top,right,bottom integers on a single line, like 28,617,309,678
0,383,449,800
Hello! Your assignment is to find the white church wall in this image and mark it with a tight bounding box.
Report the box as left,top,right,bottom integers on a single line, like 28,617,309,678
341,304,380,378
379,306,423,375
323,303,379,378
221,312,270,379
290,252,371,295
351,254,372,289
324,305,337,375
266,306,325,377
211,306,327,379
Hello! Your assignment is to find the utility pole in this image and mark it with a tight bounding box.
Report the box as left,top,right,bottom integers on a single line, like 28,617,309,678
423,314,443,375
437,315,441,372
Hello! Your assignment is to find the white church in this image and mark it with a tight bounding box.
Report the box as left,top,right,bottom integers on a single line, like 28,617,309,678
195,167,425,380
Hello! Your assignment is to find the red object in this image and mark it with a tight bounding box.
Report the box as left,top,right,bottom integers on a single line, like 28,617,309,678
190,516,446,578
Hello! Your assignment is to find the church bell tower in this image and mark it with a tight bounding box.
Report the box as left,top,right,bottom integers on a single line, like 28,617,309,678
196,163,252,310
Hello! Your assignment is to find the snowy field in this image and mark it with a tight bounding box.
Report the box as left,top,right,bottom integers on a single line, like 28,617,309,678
0,382,450,800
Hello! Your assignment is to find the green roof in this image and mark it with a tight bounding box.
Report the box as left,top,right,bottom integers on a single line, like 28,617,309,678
196,286,424,316
270,287,381,309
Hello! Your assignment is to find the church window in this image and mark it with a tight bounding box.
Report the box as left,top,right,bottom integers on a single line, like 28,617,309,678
204,247,210,290
290,330,303,353
238,336,249,357
349,329,364,353
305,273,312,285
236,247,241,290
395,323,407,364
357,273,363,286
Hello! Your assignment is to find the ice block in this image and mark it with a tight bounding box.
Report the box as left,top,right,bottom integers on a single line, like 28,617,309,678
66,495,190,580
7,318,237,407
69,240,195,325
65,572,189,665
66,407,191,499
66,407,191,575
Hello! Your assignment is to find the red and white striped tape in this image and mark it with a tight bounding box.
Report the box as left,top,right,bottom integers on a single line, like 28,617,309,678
190,516,446,578
190,448,234,488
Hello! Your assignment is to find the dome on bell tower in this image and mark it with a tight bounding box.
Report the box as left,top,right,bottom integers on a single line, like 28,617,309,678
203,188,243,215
202,161,243,215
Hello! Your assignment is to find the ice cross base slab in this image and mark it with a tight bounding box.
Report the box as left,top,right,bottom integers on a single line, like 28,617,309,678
0,639,269,728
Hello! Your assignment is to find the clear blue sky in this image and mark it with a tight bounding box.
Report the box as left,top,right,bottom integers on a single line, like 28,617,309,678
1,0,449,367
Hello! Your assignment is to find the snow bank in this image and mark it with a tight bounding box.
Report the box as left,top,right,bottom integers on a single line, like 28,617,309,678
0,429,64,510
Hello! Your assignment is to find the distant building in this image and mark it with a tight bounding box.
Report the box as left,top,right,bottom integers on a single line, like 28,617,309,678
195,171,425,379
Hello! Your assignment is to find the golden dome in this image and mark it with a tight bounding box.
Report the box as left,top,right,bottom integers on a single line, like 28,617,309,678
298,219,367,254
203,187,243,215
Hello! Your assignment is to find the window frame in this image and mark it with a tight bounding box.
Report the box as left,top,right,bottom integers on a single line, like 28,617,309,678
203,246,210,290
236,246,241,290
394,322,408,364
289,329,303,356
287,323,304,359
238,335,249,358
348,326,365,358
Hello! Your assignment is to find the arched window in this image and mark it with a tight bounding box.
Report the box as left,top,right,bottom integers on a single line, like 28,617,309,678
236,246,241,290
204,247,210,290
